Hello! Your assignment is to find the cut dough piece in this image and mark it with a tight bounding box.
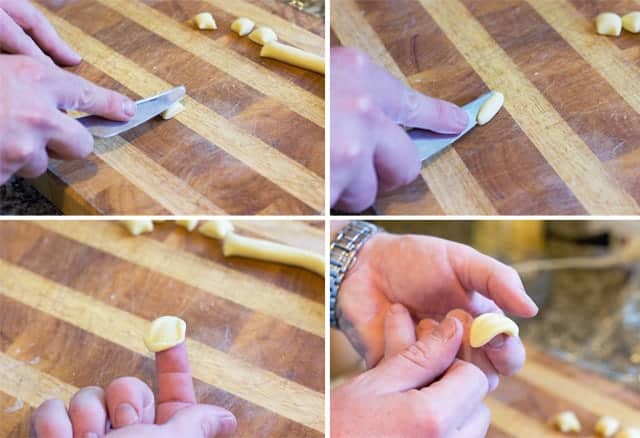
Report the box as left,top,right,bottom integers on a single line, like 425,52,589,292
144,316,186,353
223,232,324,276
160,101,185,120
261,41,325,75
622,12,640,33
249,27,278,45
123,220,154,236
553,411,581,433
596,12,622,36
616,428,640,438
469,313,519,347
477,91,504,126
199,220,235,240
176,219,199,232
596,416,621,437
231,17,255,36
194,12,217,30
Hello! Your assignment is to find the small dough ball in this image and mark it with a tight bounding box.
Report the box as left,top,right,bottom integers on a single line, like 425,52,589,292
194,12,217,30
199,220,235,240
553,411,581,433
249,27,278,45
176,220,199,232
160,101,185,120
596,416,621,437
596,12,622,36
477,91,504,126
144,316,186,353
231,17,255,36
615,428,640,438
123,220,154,236
622,12,640,33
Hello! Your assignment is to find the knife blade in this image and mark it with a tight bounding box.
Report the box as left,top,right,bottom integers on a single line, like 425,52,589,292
410,91,495,162
76,85,186,138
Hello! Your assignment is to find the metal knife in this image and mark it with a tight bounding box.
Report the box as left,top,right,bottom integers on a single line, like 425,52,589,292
410,91,495,162
76,85,186,138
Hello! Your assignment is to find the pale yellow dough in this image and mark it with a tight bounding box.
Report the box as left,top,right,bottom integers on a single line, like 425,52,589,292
176,220,199,232
144,316,186,353
622,12,640,33
123,220,154,236
194,12,217,30
261,41,325,75
249,27,278,45
477,91,504,126
199,220,235,240
596,416,621,437
160,101,185,120
231,17,255,36
469,313,519,347
553,411,582,433
596,12,622,36
616,428,640,438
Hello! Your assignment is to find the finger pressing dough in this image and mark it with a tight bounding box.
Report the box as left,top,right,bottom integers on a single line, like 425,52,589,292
553,411,582,433
161,101,185,120
199,220,235,240
194,12,217,30
143,316,186,353
176,219,199,232
249,27,278,45
223,232,325,276
596,416,621,437
261,41,325,75
477,91,504,125
469,313,519,348
596,13,622,36
231,17,255,36
622,12,640,33
123,220,154,236
615,428,640,438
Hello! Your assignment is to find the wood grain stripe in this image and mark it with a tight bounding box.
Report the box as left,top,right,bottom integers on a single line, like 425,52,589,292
419,0,640,214
527,0,640,115
519,361,640,426
487,397,563,437
35,221,324,337
39,7,325,212
98,0,324,128
200,0,324,54
0,261,324,433
332,0,497,215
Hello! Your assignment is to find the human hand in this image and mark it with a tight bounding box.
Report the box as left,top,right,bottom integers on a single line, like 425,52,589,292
336,232,538,379
0,55,136,184
30,344,237,437
0,0,82,66
331,315,490,437
330,47,469,212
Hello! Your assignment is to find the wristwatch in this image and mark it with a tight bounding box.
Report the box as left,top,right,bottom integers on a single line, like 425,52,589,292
330,221,380,328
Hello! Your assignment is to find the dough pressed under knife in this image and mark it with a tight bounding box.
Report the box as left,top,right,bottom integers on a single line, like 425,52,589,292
410,91,496,162
75,85,186,138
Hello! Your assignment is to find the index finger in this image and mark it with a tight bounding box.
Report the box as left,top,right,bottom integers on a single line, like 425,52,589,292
50,68,136,121
155,342,197,425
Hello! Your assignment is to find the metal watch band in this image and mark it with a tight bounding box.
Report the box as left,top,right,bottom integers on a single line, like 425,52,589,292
330,221,380,329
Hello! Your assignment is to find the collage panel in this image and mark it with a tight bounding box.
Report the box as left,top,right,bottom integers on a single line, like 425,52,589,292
0,219,325,436
329,220,640,437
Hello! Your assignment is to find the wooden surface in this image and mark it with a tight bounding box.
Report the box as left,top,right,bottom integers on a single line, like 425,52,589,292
0,220,324,437
488,344,640,437
332,0,640,215
33,0,325,215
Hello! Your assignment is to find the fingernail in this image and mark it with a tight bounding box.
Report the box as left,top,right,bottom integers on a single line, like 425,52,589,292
219,415,237,435
437,316,459,341
114,403,138,427
122,99,136,117
451,105,468,129
389,304,405,315
488,334,506,348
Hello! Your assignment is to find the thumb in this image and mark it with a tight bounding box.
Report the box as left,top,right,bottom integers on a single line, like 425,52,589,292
163,405,237,437
364,316,462,394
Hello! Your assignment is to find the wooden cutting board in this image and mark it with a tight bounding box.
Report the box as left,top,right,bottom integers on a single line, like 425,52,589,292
332,0,640,215
32,0,324,215
0,220,324,437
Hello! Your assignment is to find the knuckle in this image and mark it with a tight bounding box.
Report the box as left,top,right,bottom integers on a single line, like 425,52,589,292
333,46,369,73
410,395,444,436
15,55,46,82
6,143,35,163
75,81,95,110
401,339,436,369
400,88,422,123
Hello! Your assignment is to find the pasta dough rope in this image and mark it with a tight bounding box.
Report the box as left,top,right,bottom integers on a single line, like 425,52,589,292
260,41,325,75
